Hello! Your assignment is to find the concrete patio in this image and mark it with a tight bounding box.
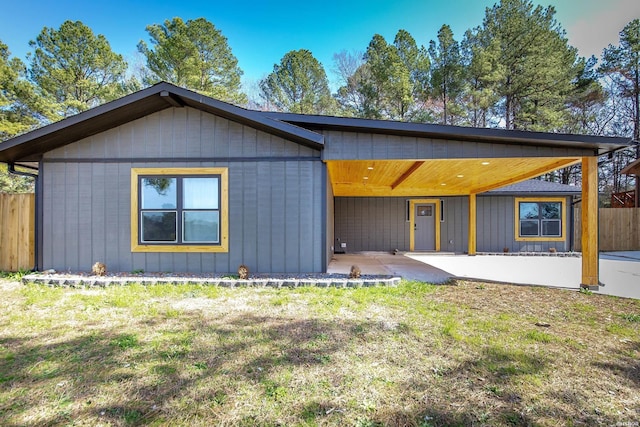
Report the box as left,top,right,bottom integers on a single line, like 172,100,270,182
328,251,640,299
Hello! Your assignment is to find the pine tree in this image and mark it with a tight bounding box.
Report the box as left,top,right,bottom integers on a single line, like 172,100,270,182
1,40,42,139
460,29,503,127
29,20,128,118
393,30,431,119
601,19,640,145
476,0,579,131
259,49,334,114
138,17,246,105
600,19,640,202
429,25,465,125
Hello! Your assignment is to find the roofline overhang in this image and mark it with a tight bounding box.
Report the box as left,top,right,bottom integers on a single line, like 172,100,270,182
0,83,324,163
2,82,632,163
621,157,640,176
482,191,581,196
264,112,632,156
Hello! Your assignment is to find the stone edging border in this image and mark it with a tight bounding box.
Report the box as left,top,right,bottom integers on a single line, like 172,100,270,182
22,274,402,288
476,252,581,257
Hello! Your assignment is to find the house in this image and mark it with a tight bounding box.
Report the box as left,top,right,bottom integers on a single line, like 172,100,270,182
621,157,640,176
0,83,631,288
621,157,640,207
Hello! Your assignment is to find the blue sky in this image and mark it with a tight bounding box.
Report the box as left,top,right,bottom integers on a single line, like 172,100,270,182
1,0,638,92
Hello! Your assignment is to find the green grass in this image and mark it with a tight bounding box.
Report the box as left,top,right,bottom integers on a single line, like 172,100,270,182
0,269,31,281
621,313,640,323
0,279,638,426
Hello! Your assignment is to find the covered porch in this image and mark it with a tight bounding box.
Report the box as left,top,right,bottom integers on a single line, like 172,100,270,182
326,156,599,288
302,116,631,290
260,113,631,289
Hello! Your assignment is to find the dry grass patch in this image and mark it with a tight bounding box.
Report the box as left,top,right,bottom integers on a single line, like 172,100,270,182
0,279,638,426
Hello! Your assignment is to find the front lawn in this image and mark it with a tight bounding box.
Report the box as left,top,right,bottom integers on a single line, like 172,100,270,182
0,279,638,426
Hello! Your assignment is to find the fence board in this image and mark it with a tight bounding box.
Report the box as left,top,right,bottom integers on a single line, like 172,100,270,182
0,193,35,272
574,207,640,252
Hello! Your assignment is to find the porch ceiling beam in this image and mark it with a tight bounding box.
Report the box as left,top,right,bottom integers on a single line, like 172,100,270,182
471,158,580,194
391,161,425,189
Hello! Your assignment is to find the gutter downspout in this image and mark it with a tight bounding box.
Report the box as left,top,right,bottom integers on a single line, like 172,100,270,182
7,162,39,272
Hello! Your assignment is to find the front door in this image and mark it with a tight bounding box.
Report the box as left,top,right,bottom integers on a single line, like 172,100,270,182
415,204,435,250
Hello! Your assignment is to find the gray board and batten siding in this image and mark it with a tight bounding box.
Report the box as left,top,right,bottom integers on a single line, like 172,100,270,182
318,132,601,161
41,107,326,274
334,195,572,254
334,197,469,253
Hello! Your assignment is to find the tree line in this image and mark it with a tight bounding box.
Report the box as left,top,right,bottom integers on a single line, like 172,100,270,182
1,0,638,201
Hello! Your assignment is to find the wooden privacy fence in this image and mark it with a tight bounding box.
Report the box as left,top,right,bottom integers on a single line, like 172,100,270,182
574,208,640,251
0,193,35,272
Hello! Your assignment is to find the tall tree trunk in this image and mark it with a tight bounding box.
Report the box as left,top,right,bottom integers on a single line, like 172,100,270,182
505,94,512,130
635,67,639,206
443,81,448,125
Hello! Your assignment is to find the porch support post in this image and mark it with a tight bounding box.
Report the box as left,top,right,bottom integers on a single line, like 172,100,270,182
581,156,599,289
468,193,477,255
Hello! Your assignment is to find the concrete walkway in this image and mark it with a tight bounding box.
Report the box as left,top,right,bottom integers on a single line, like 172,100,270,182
328,251,640,299
407,252,640,299
327,252,451,283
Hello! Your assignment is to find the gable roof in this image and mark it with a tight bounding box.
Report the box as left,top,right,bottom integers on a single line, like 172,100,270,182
0,82,324,163
264,112,631,156
485,179,581,195
0,82,632,164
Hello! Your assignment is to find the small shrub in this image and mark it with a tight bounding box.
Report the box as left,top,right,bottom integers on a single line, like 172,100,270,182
621,313,640,323
238,264,249,280
263,380,287,401
349,265,361,279
111,334,139,349
524,330,553,343
0,269,30,281
92,262,106,276
579,287,593,295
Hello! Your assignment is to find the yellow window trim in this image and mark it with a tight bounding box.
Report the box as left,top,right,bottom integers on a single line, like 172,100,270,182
514,197,566,242
131,167,229,253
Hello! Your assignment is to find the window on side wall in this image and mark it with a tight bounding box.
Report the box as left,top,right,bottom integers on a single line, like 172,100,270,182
515,197,565,242
131,168,228,252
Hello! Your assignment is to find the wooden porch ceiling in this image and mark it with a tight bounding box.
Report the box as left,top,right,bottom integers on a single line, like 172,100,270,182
326,157,581,196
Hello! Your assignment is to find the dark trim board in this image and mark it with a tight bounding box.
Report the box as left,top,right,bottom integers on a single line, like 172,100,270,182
0,83,324,163
36,160,44,271
264,112,632,156
43,157,322,164
321,165,327,270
